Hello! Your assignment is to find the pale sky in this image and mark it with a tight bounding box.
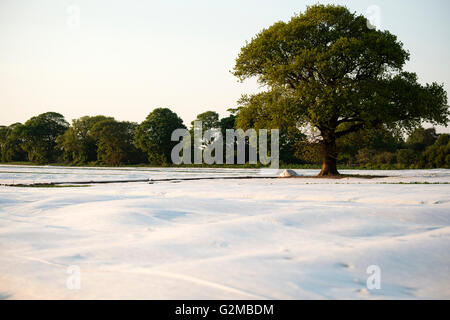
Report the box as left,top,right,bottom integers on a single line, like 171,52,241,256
1,0,449,132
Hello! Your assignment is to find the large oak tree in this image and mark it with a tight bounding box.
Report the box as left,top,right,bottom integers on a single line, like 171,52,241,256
233,4,448,175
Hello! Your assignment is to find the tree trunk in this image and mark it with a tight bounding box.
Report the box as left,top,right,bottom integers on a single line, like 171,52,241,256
318,132,340,176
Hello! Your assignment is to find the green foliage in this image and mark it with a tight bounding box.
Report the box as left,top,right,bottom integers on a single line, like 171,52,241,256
374,151,397,166
397,149,416,167
188,110,221,163
91,119,143,166
406,127,438,152
219,112,236,136
135,108,186,165
190,111,220,133
21,112,69,163
0,109,447,168
419,134,450,168
337,126,402,165
0,123,28,162
294,141,322,164
235,92,307,164
57,115,114,164
233,4,449,174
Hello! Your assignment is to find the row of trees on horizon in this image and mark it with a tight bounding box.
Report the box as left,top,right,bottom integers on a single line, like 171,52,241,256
0,110,449,169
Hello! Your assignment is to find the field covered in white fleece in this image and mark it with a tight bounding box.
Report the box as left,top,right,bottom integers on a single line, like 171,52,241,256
0,165,449,299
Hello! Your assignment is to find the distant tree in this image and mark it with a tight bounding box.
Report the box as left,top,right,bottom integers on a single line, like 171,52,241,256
219,110,237,136
233,4,449,175
337,126,403,165
355,148,374,165
190,111,220,133
406,127,438,152
189,111,223,162
57,115,114,163
218,111,239,163
21,112,69,163
90,119,143,166
435,134,450,147
135,108,186,165
0,126,7,161
0,123,28,162
374,151,396,166
397,149,416,168
419,134,450,168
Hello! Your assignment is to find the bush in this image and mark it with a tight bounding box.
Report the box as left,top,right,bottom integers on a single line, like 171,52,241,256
397,149,416,166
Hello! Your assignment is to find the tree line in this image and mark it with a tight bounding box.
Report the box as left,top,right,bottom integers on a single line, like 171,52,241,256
0,109,448,168
0,109,234,166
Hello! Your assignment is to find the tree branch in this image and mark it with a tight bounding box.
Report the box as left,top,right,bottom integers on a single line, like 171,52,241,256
335,122,364,138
